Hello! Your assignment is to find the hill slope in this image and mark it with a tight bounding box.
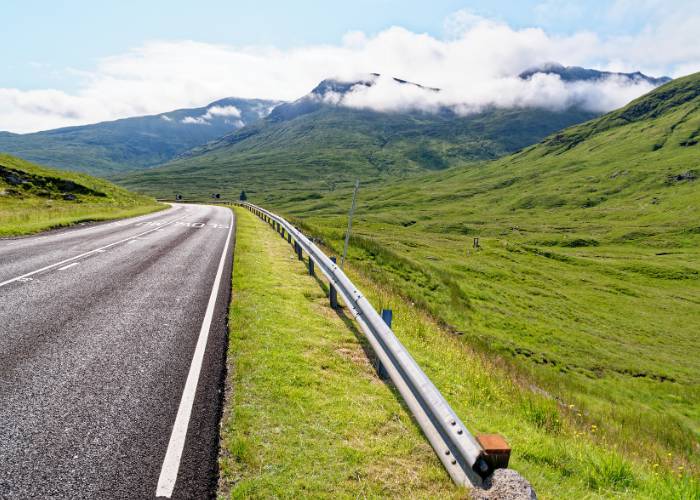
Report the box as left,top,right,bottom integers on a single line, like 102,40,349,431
266,73,700,468
0,98,279,176
0,153,161,236
115,77,600,197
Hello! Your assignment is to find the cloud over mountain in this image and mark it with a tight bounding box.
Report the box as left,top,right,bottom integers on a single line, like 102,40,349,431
1,3,699,132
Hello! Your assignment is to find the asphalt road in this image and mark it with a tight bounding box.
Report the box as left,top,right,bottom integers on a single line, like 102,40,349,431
0,203,235,499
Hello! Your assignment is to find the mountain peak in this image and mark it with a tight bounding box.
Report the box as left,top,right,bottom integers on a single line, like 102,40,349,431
309,74,440,99
519,63,671,86
268,74,440,122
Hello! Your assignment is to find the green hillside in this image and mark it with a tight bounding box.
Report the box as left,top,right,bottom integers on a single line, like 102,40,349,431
257,73,700,471
116,95,597,197
0,98,278,176
0,153,162,236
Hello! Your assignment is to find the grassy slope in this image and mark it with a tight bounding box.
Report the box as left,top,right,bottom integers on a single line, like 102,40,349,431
0,153,162,236
255,73,700,473
116,105,597,198
221,207,697,498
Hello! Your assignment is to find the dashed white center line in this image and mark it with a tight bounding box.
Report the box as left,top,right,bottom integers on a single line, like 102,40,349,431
57,262,79,271
0,213,189,289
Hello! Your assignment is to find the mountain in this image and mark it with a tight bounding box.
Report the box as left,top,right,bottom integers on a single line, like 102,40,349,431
116,75,602,197
266,73,440,122
0,153,160,236
263,72,700,466
0,98,280,176
519,62,671,85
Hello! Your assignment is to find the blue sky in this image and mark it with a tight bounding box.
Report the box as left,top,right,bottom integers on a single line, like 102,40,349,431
2,1,699,132
3,0,668,91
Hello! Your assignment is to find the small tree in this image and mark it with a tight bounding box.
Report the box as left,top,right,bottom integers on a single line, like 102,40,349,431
239,190,247,201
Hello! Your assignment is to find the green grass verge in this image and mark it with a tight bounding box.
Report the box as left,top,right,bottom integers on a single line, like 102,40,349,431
219,207,459,498
0,153,163,237
220,207,698,499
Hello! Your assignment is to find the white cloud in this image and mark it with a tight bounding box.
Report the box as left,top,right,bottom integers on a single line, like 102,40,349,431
203,105,241,118
338,71,657,115
180,104,243,126
180,116,210,125
160,114,173,121
1,4,699,133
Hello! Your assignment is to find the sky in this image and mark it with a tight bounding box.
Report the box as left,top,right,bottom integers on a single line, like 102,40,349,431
2,0,699,132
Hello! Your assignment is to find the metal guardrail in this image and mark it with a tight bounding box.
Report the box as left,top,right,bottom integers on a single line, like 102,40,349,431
240,202,494,487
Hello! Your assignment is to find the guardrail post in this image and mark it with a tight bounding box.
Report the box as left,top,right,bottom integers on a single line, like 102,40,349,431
329,256,338,309
287,232,292,244
377,309,392,380
308,258,315,276
296,241,303,261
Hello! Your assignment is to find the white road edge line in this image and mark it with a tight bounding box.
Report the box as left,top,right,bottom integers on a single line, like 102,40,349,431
156,208,234,498
0,214,189,289
57,262,80,271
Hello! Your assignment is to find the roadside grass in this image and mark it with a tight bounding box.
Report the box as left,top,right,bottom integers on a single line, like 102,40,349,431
219,207,460,498
0,153,163,237
221,207,698,499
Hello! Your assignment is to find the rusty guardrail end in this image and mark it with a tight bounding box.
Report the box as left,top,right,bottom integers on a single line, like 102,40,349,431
476,434,511,470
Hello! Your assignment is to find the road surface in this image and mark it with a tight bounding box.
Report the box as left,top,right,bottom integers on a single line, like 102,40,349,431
0,203,235,499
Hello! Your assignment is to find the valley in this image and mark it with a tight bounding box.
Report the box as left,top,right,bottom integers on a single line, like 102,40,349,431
1,45,697,498
259,73,700,473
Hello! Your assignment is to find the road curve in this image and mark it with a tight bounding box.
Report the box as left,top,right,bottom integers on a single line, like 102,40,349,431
0,203,235,499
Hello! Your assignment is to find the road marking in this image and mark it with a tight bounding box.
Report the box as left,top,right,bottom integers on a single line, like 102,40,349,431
0,214,189,289
58,262,79,271
156,209,234,498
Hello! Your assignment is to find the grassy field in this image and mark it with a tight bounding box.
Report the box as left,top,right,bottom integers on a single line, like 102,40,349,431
0,153,163,237
248,74,700,480
220,207,698,498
